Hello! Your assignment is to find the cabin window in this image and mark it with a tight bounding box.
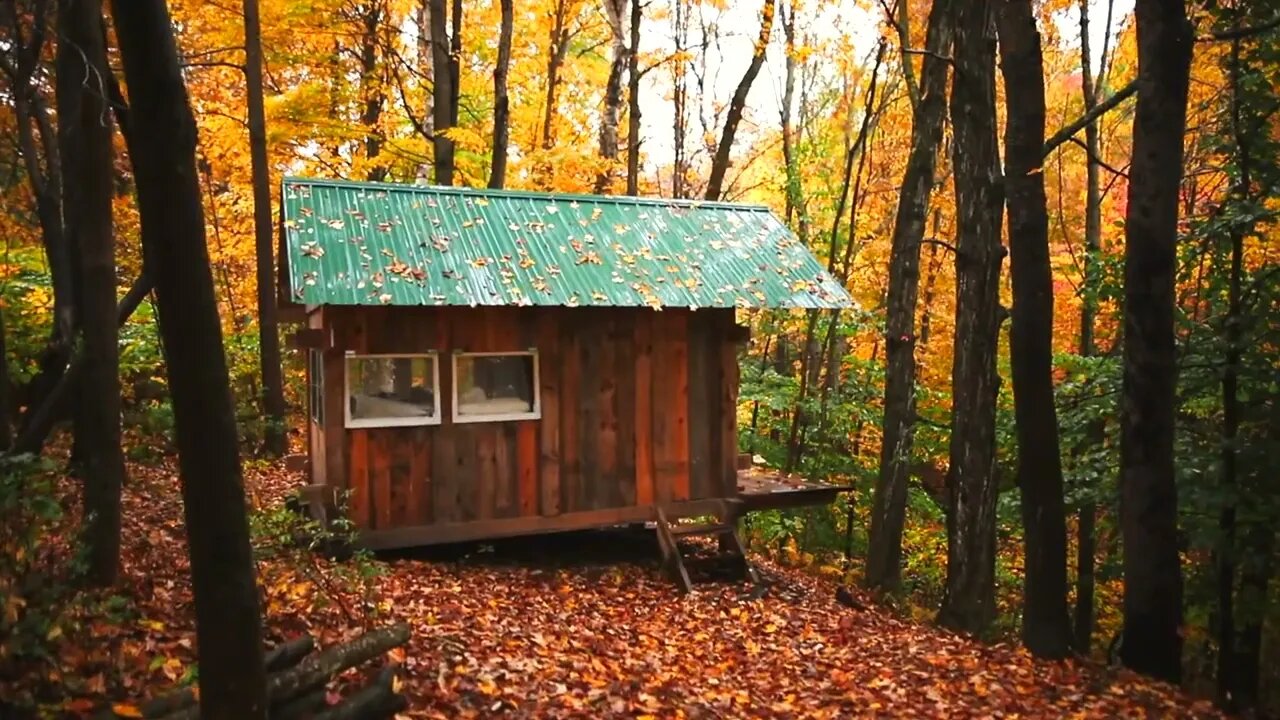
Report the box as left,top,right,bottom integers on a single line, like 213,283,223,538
451,351,540,423
344,353,441,428
307,350,324,424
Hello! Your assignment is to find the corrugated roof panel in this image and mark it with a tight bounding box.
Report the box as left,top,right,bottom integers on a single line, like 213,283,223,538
280,177,854,309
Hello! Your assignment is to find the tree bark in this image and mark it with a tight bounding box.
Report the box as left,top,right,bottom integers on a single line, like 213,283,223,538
488,0,513,189
57,0,126,587
1072,0,1108,656
865,0,954,593
937,0,1004,636
244,0,287,457
625,0,642,195
595,0,628,193
428,0,459,185
0,307,9,452
996,0,1071,659
109,0,269,715
703,0,775,201
541,0,574,153
1118,0,1192,684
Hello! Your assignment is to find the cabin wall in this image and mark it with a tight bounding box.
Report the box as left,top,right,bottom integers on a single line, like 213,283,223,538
306,307,326,486
318,305,739,535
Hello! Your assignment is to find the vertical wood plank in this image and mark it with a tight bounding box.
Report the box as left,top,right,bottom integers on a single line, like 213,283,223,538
595,314,619,508
615,314,637,507
687,311,712,500
475,427,497,519
634,311,654,507
371,431,392,530
411,426,432,524
454,428,479,521
537,311,561,515
718,311,740,498
431,426,459,523
495,424,517,519
516,420,539,516
348,429,370,529
559,315,581,512
669,311,691,501
577,315,600,510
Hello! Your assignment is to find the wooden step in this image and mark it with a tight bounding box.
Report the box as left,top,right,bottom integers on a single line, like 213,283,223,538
668,522,732,537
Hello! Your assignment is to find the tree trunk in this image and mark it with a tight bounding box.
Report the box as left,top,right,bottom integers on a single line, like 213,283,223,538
109,0,269,715
1118,0,1192,685
937,0,1004,636
541,0,573,153
488,0,512,189
57,0,126,587
1073,0,1107,656
595,0,627,193
996,0,1071,659
625,0,642,195
703,0,775,201
0,306,9,452
670,0,689,198
428,0,458,185
244,0,286,457
865,0,954,593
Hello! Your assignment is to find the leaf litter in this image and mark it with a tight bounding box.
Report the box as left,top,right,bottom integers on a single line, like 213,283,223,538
7,456,1221,719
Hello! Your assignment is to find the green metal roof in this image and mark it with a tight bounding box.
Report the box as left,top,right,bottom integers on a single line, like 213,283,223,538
279,177,853,309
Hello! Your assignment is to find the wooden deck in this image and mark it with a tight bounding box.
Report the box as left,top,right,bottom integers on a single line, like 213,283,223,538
736,467,852,512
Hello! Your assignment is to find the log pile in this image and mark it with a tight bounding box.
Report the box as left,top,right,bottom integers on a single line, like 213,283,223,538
105,623,411,720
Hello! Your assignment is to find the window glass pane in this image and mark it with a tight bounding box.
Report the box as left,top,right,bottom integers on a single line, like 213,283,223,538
456,354,535,417
347,356,436,422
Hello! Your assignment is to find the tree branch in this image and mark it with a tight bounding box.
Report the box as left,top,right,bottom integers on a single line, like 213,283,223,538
1042,78,1137,157
1067,136,1129,179
1199,14,1280,42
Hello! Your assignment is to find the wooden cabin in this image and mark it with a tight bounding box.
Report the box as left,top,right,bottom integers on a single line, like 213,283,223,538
279,177,852,551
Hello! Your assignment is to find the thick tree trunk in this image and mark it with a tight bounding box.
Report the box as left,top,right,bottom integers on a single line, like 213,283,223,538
1118,0,1192,685
865,0,954,592
428,0,458,185
244,0,287,457
937,0,1004,636
625,0,642,196
109,0,269,715
488,0,512,189
996,0,1072,659
704,0,775,201
57,0,126,587
595,0,627,193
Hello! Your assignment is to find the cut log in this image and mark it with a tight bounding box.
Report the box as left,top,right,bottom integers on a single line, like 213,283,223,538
270,688,327,720
264,635,317,673
313,671,406,720
267,624,410,705
141,635,316,717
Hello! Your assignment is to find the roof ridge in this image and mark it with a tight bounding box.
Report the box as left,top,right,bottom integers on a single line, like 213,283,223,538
281,175,773,213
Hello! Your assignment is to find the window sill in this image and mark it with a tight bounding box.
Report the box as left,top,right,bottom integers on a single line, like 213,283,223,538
345,416,442,429
452,411,542,424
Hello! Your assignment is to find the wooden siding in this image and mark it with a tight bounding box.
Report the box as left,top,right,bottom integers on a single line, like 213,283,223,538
317,305,739,536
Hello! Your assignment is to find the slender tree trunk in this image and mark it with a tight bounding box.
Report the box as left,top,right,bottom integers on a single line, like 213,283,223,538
997,0,1071,659
0,307,9,452
58,0,126,587
428,0,457,184
670,0,689,198
415,0,434,139
489,0,513,189
865,0,954,592
595,0,627,193
244,0,286,457
109,0,269,714
937,0,1004,636
625,0,642,196
1073,0,1107,656
704,0,775,201
1118,0,1192,685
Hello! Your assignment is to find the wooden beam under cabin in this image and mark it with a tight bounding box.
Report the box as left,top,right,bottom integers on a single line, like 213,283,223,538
357,498,731,550
288,327,330,350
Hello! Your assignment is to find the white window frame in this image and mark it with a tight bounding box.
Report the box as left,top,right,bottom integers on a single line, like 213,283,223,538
343,352,442,429
451,350,542,424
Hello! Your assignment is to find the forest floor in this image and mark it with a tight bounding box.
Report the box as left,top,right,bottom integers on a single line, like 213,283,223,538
8,455,1222,719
